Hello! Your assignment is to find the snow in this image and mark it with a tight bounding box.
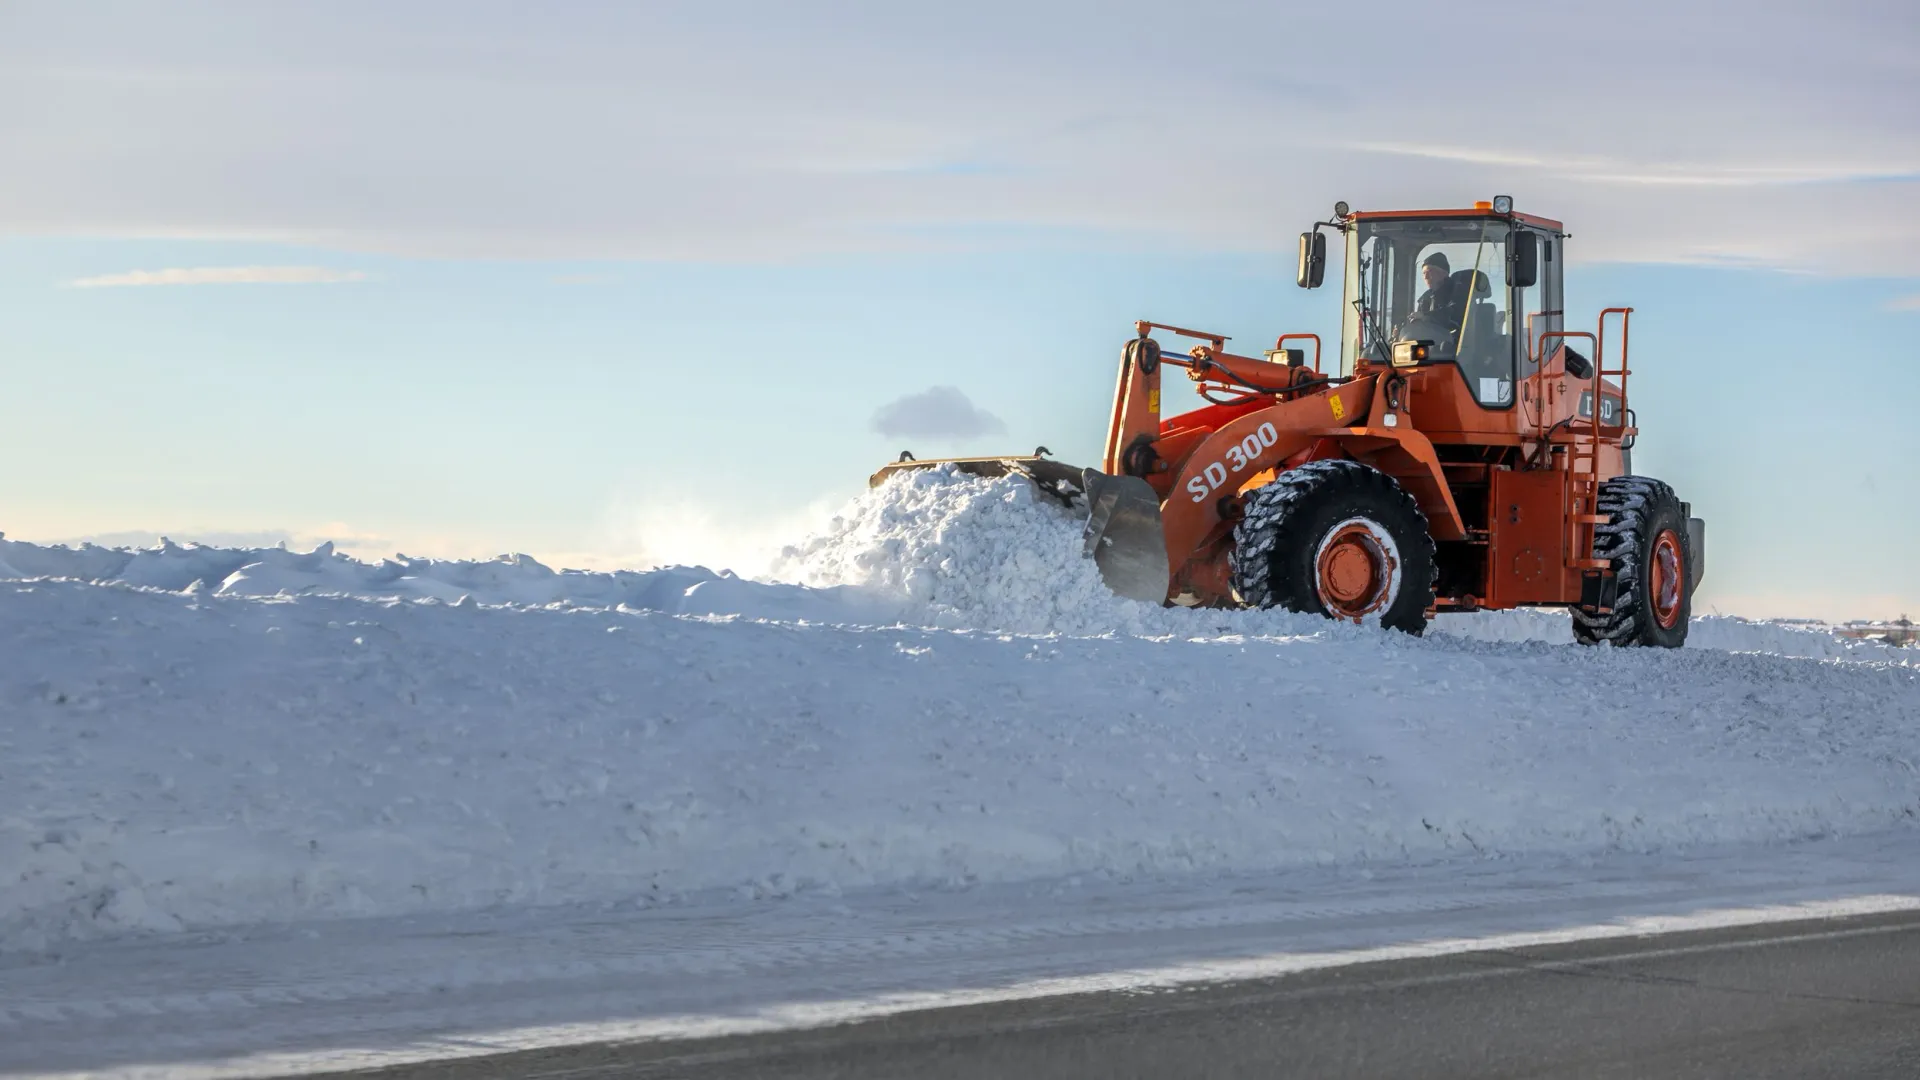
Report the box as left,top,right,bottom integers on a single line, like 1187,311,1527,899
5,473,1319,638
0,532,761,613
1430,602,1902,661
5,553,1920,947
3,470,1917,945
2,471,1891,657
6,469,1920,1070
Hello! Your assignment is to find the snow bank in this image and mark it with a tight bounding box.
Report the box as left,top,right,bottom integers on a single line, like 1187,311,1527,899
3,473,1885,657
1431,608,1900,662
6,578,1920,949
0,471,1333,639
1684,615,1899,659
1432,607,1576,646
0,533,753,614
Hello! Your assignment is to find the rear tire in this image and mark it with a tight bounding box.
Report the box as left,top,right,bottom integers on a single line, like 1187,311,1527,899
1231,460,1437,634
1572,476,1691,648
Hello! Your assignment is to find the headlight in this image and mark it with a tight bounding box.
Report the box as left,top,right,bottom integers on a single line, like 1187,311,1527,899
1491,195,1514,214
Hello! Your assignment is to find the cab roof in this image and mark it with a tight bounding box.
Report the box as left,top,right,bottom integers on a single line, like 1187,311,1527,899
1349,208,1565,232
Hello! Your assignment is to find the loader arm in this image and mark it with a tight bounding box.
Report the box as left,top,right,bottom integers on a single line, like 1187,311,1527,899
1104,326,1326,478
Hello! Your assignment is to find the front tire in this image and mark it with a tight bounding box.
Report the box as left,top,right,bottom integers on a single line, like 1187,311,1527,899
1231,460,1437,634
1572,476,1692,648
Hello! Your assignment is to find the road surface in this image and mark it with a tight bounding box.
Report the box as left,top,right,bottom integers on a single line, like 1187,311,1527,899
320,909,1920,1080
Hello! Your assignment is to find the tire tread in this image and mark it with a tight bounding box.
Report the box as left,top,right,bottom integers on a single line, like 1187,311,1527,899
1572,475,1688,647
1230,460,1437,634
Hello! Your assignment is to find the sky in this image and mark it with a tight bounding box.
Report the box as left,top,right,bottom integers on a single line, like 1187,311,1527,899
2,0,1917,619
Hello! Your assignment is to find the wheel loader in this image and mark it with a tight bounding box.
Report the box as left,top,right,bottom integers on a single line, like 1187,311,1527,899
873,198,1705,646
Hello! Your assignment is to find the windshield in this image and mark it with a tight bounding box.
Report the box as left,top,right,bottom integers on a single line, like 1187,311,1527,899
1341,216,1518,407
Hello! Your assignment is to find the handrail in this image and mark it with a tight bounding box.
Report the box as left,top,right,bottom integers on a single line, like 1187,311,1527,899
1534,327,1608,575
1523,310,1635,587
1595,307,1634,439
1274,333,1323,374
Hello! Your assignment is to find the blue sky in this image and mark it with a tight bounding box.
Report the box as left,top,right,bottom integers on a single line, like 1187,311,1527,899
2,1,1918,619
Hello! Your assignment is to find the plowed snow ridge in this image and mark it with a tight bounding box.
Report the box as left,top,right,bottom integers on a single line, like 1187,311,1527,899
0,468,1890,656
4,470,1917,950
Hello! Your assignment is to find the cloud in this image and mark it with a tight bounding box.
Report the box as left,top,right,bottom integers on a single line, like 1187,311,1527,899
870,386,1007,441
1354,143,1914,188
1889,295,1920,312
67,266,367,288
3,1,1916,273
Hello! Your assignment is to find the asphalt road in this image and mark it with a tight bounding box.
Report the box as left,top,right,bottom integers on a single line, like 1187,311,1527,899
323,910,1920,1080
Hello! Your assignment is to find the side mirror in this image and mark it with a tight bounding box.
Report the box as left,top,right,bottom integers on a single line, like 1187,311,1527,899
1297,231,1327,289
1505,230,1539,288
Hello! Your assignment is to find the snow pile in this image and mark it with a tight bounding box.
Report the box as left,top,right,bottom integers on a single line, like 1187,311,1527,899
8,471,1920,953
0,471,1334,639
774,467,1111,629
3,576,1920,945
1686,615,1899,660
0,532,899,623
1431,607,1576,645
0,476,1905,654
6,579,1920,950
773,467,1326,637
1431,608,1902,661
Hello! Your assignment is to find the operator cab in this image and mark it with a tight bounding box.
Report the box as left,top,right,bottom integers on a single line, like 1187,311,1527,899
1302,201,1565,410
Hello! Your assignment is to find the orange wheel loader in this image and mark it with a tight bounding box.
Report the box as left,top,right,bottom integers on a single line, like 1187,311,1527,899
873,198,1705,646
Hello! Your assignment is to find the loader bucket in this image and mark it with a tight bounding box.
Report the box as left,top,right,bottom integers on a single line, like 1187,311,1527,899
1079,468,1170,604
868,453,1090,508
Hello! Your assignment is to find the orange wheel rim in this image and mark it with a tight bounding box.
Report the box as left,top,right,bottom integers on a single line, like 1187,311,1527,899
1650,528,1685,630
1315,520,1399,620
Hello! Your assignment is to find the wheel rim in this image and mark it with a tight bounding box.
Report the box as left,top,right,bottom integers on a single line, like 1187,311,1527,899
1314,517,1401,621
1650,528,1685,630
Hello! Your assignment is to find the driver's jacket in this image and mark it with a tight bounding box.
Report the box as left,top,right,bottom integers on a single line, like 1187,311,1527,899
1412,282,1459,318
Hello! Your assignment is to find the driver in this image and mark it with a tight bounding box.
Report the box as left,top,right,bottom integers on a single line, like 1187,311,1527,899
1412,251,1458,318
1390,251,1463,357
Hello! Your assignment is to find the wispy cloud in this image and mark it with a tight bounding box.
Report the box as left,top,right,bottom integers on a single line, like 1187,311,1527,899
1889,295,1920,312
1353,143,1911,188
6,2,1917,273
67,266,367,288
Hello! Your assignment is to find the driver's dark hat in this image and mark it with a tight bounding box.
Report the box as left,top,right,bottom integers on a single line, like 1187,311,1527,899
1422,252,1450,272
